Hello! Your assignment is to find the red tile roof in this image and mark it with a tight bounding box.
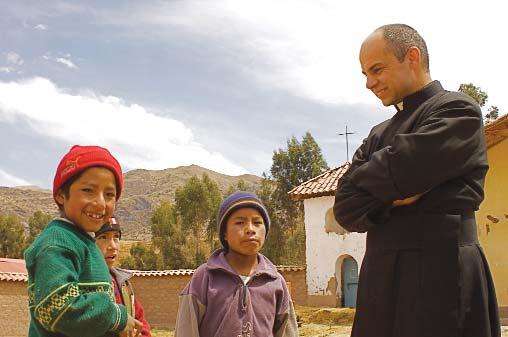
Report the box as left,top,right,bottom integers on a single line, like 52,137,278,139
0,258,304,281
288,163,350,200
129,265,305,277
0,258,27,273
129,269,195,277
485,113,508,149
0,258,28,282
0,272,27,282
277,265,306,272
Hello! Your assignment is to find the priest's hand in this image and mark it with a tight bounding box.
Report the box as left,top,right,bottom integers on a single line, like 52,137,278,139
392,194,423,207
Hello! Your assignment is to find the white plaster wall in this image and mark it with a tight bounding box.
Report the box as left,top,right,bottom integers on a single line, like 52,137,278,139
304,196,366,295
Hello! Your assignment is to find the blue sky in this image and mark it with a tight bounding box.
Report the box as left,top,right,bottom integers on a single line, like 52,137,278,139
1,1,506,188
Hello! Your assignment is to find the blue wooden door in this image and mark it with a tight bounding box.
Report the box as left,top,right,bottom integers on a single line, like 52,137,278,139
343,257,359,308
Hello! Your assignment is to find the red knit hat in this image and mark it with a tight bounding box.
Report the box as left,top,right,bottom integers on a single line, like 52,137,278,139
53,145,123,203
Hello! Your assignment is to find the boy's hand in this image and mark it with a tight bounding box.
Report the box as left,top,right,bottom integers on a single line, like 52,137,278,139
119,316,143,337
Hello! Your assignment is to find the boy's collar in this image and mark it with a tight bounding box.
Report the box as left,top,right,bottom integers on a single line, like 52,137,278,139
206,249,279,279
110,267,132,284
55,217,95,237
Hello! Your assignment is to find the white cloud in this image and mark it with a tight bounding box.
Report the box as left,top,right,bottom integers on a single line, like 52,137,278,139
5,52,24,66
117,0,506,110
34,23,47,30
55,57,77,69
42,53,78,69
0,77,249,175
0,67,13,73
0,168,30,187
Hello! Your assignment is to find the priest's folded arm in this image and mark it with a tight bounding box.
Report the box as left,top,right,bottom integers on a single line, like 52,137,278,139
348,96,484,204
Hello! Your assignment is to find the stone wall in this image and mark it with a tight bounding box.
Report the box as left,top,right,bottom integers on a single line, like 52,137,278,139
130,274,192,329
0,268,307,332
131,268,308,328
1,281,29,337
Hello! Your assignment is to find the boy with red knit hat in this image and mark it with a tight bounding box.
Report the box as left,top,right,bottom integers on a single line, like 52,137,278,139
24,145,142,337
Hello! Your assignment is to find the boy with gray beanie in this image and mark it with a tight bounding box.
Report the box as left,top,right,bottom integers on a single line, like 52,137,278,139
175,191,299,337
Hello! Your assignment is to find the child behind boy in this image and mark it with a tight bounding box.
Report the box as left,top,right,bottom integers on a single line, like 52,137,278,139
95,216,152,337
175,191,299,337
24,145,142,337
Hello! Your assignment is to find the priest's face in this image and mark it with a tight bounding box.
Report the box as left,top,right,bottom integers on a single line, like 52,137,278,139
360,31,416,107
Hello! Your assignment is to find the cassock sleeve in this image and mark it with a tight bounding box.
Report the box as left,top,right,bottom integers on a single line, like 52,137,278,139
334,137,390,232
348,94,484,203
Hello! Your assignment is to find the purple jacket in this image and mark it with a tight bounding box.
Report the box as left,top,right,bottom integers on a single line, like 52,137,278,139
175,249,299,337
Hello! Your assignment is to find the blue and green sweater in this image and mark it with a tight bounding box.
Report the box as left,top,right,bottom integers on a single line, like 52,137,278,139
25,219,128,337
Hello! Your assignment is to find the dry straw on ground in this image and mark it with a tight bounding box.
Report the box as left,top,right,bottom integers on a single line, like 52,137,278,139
150,306,355,337
149,306,508,337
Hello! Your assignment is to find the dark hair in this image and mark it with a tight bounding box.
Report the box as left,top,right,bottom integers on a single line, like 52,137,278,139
376,24,430,73
56,170,85,211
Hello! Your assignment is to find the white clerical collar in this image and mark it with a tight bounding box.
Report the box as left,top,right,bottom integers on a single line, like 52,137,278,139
395,101,404,112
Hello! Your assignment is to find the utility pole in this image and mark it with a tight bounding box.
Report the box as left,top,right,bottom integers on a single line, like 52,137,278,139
338,125,355,163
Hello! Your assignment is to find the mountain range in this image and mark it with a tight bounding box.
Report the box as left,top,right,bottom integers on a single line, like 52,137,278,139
0,165,262,240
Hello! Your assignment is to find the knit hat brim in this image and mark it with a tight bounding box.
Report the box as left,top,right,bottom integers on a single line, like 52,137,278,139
53,145,123,203
217,192,270,249
94,217,122,238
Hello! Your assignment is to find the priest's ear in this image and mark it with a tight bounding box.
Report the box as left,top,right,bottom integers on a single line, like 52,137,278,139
406,46,423,70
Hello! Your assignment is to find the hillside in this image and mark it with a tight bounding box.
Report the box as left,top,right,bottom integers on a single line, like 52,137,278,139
0,186,58,221
0,165,262,240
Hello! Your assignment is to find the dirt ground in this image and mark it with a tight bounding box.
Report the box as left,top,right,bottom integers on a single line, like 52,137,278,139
152,326,508,337
150,306,508,337
151,325,353,337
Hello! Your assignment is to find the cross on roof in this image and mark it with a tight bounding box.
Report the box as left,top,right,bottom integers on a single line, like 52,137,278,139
338,125,355,163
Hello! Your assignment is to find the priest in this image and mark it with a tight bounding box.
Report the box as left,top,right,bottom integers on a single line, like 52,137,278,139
334,23,500,337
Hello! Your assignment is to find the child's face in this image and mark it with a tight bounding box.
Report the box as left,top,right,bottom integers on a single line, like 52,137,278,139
55,167,117,233
224,207,266,256
95,231,121,269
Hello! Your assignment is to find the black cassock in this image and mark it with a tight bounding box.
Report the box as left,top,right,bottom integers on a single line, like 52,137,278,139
334,81,500,337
